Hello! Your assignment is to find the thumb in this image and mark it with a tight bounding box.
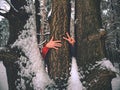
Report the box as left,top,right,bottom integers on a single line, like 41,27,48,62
50,36,54,41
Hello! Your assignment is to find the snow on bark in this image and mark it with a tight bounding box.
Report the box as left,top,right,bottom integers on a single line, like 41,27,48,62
70,0,75,38
67,57,84,90
11,1,54,90
38,0,50,48
96,58,116,72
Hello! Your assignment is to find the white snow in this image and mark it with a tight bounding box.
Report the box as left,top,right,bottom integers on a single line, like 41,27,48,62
102,10,108,15
11,9,54,89
11,29,54,90
67,57,84,90
0,61,8,90
112,76,120,90
96,58,116,72
111,63,120,90
96,58,120,90
0,0,11,13
0,0,11,21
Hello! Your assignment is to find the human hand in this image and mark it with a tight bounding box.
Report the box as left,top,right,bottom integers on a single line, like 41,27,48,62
63,32,75,46
45,36,62,50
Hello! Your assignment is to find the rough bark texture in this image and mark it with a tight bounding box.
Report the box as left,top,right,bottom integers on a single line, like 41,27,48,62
75,0,103,66
47,0,71,88
75,0,116,89
3,0,37,90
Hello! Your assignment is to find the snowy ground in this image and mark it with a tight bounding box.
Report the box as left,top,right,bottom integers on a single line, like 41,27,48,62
0,61,8,90
112,63,120,90
112,76,120,90
0,61,120,90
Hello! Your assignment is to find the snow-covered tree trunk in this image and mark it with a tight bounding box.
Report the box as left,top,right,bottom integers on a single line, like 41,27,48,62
35,0,50,49
3,0,53,90
70,0,75,38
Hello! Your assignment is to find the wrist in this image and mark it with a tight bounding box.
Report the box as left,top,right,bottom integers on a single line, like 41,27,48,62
45,43,50,48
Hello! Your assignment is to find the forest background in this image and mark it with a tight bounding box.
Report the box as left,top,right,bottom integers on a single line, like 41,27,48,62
0,0,120,90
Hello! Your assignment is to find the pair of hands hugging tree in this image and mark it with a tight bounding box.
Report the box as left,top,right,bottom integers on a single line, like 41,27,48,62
41,32,75,58
46,32,75,50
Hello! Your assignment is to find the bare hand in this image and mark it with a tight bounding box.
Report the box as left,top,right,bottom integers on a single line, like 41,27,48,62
45,36,62,50
63,32,75,46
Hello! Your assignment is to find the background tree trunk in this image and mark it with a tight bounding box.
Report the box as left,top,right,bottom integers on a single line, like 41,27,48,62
75,0,116,90
48,0,71,88
75,0,103,66
3,0,31,89
4,0,41,90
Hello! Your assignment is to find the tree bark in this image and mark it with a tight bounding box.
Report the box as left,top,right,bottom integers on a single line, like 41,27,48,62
75,0,103,66
75,0,116,89
3,0,40,90
47,0,71,88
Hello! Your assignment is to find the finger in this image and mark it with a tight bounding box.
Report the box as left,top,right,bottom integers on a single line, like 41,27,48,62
71,38,76,42
53,47,58,50
63,37,69,41
54,40,61,43
50,36,54,41
66,32,71,38
55,45,62,48
55,43,62,47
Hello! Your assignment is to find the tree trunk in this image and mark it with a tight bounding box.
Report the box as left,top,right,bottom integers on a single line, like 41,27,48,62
3,0,31,89
3,0,50,90
75,0,103,66
75,0,116,89
47,0,71,88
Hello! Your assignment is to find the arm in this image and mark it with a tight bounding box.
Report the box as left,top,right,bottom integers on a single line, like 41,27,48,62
41,46,49,58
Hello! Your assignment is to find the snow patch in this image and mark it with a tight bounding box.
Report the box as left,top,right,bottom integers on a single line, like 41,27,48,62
96,58,116,72
67,57,84,90
11,14,54,89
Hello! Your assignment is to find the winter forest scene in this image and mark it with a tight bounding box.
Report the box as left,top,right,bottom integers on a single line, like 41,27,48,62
0,0,120,90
